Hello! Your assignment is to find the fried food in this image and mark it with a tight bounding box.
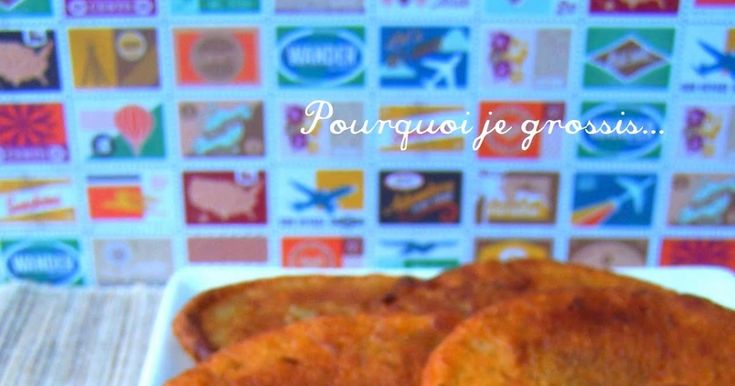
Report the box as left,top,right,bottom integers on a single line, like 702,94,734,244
174,275,400,361
381,259,658,317
422,288,735,386
166,313,456,386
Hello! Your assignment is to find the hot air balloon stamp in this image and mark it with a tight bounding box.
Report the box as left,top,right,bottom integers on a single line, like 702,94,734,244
76,100,165,159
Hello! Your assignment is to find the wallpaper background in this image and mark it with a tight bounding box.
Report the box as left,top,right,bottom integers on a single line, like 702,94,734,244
1,0,734,286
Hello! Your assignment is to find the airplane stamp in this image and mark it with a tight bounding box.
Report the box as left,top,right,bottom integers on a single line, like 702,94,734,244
474,238,553,262
677,104,735,159
0,0,52,17
188,237,268,264
277,26,365,88
668,174,735,226
183,170,267,225
277,169,364,228
568,238,647,269
0,103,68,164
572,173,657,227
68,28,159,88
1,239,85,286
179,101,264,158
374,233,463,268
174,28,259,86
0,30,60,92
65,0,156,17
589,0,679,15
379,170,462,224
377,103,467,154
282,237,364,268
275,0,364,13
75,100,165,160
280,100,364,158
172,0,258,14
485,0,579,17
380,27,470,89
680,26,735,94
584,27,675,90
475,171,559,224
92,238,173,285
577,101,665,160
86,173,173,225
660,238,735,270
483,28,571,90
476,101,565,159
0,177,76,223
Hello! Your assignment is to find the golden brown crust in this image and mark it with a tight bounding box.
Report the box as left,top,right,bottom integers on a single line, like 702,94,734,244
173,275,400,361
381,259,659,318
166,313,456,386
422,288,735,386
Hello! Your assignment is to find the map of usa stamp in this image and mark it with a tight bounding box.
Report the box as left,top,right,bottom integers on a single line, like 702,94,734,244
175,28,260,86
179,101,264,158
68,28,159,88
0,31,60,92
483,28,571,90
277,27,365,88
380,27,470,89
584,27,675,90
0,103,68,164
76,100,165,160
680,26,735,94
183,171,267,225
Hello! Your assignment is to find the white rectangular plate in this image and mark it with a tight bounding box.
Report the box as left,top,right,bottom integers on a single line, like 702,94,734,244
139,265,735,386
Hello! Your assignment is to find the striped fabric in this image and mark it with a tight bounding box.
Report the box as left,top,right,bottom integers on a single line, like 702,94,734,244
0,283,162,386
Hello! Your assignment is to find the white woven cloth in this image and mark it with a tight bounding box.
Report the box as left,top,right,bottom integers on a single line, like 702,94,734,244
0,283,162,386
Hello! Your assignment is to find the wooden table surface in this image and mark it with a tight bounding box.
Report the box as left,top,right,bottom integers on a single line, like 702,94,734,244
0,283,162,386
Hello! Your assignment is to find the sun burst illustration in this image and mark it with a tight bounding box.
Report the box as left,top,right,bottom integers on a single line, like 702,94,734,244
0,104,65,146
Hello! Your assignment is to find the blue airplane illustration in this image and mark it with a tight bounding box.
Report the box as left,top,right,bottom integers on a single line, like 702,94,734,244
291,181,354,214
382,240,457,256
614,176,656,214
695,41,735,80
